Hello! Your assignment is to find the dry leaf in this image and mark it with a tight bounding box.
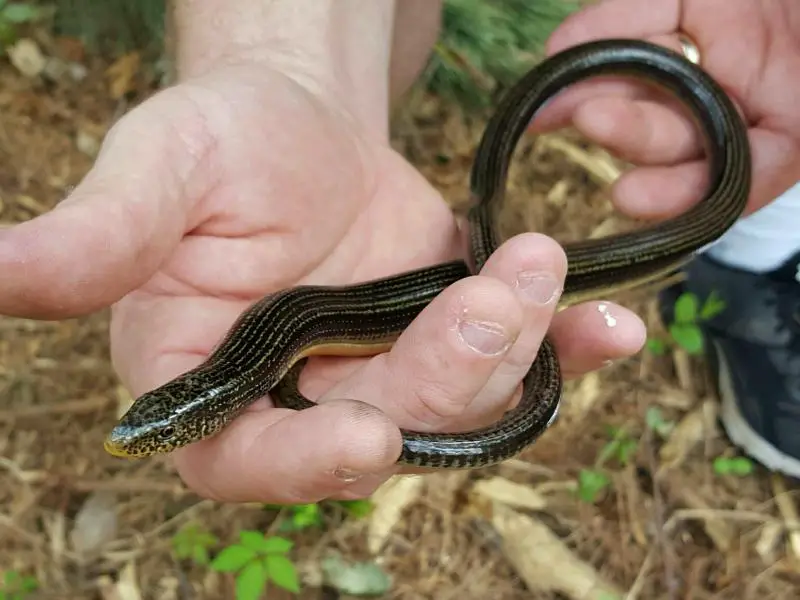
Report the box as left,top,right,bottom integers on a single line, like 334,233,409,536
76,129,101,158
15,195,48,216
755,521,783,564
472,476,548,511
115,384,134,419
97,563,142,600
7,38,46,78
657,386,694,410
564,371,601,421
115,562,143,600
491,502,623,598
106,52,141,99
70,491,119,558
659,399,718,468
367,475,424,554
55,36,86,62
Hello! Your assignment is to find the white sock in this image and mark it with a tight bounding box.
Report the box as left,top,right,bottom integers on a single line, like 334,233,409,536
703,180,800,273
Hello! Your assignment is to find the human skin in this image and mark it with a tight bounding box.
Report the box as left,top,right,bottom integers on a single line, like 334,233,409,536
5,0,796,504
535,0,800,218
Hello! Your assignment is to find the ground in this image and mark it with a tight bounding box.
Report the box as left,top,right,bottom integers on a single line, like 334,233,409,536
1,32,799,600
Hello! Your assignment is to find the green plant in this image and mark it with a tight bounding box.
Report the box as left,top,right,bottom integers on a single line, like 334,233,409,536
713,455,754,477
0,571,38,600
647,290,726,356
576,426,637,503
210,531,299,600
51,0,164,54
425,0,579,108
171,523,219,566
335,498,374,518
46,0,577,110
645,406,675,439
265,498,374,533
0,1,49,48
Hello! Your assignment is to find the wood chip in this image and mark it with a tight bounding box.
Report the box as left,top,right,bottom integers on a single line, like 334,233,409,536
472,476,548,511
490,502,623,599
367,475,425,555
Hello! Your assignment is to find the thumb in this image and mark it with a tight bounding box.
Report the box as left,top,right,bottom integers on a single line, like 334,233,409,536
0,88,212,320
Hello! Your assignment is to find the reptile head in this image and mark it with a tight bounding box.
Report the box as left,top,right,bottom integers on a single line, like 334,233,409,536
104,375,231,458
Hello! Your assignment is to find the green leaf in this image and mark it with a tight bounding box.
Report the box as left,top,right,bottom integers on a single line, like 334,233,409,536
673,292,699,324
290,504,322,529
210,545,256,572
669,323,704,354
321,555,392,596
699,290,726,320
259,536,293,555
2,3,42,23
265,554,300,593
714,456,753,477
336,499,374,518
192,544,210,566
645,406,674,438
19,577,36,593
239,531,270,553
0,19,17,47
0,1,7,12
172,541,190,559
615,438,638,465
729,457,754,476
645,337,667,355
713,457,731,475
235,561,269,600
577,469,610,503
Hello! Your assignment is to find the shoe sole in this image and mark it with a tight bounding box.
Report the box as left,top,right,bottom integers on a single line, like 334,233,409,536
713,339,800,478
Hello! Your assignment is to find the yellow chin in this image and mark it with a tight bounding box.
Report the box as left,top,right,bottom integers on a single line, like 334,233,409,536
103,438,134,458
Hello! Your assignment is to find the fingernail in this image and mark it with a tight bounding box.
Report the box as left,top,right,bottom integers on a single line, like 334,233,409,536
515,271,560,305
458,318,511,356
333,467,363,483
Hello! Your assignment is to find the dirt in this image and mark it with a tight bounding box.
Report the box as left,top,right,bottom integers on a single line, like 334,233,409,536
1,30,799,600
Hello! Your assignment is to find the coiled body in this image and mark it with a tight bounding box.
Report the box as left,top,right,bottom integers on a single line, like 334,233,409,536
104,39,751,469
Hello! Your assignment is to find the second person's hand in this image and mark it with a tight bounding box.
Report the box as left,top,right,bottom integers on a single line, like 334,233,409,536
534,0,800,218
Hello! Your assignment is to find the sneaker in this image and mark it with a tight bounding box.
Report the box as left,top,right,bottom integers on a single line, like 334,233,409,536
657,250,800,478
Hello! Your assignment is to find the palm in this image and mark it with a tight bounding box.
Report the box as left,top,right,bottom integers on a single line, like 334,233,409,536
109,66,459,396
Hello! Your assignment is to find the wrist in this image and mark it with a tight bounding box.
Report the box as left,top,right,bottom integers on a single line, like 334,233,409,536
170,0,397,135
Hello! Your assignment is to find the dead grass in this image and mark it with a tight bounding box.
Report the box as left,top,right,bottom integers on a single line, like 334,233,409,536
1,30,799,600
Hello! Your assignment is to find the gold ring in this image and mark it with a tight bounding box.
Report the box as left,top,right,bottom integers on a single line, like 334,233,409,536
677,33,701,66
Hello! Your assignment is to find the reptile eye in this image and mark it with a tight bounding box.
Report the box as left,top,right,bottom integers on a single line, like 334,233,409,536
159,426,176,439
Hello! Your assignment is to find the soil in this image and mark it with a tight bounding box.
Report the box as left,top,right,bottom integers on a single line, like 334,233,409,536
1,30,799,600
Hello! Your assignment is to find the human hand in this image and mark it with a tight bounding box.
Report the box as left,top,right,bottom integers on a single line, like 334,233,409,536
0,6,648,504
534,0,800,217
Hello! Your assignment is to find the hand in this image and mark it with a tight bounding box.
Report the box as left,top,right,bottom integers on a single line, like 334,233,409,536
535,0,800,218
0,59,647,504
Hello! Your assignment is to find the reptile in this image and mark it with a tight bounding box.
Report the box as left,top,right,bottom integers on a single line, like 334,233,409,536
103,39,751,469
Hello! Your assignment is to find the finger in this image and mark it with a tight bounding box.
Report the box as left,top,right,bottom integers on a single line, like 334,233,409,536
462,233,566,425
533,26,701,134
549,300,647,379
610,128,799,219
0,87,213,319
172,398,403,504
313,274,526,435
547,0,680,55
572,97,702,166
